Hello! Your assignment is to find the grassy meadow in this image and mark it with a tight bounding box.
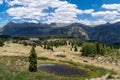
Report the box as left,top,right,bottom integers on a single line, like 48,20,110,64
0,40,119,80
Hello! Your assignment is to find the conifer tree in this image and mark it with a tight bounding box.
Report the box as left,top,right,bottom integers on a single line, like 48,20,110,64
96,42,100,54
47,45,51,50
29,47,37,72
74,46,78,52
44,45,47,49
70,48,72,51
0,40,4,47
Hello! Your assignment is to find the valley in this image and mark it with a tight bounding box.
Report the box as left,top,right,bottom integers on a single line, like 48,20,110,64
0,0,120,80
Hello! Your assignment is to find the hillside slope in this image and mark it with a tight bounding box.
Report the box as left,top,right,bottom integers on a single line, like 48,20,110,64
1,22,90,40
1,22,120,44
91,22,120,44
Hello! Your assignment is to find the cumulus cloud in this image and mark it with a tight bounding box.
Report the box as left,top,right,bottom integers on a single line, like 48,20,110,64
5,0,120,26
6,0,83,23
28,20,39,23
102,4,120,11
92,11,119,20
89,4,120,23
83,9,94,14
111,19,120,23
77,19,107,26
0,0,3,4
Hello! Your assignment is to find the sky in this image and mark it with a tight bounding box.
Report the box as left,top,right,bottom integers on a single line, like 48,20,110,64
0,0,120,26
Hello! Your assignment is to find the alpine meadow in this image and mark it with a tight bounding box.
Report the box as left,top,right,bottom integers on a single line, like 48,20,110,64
0,0,120,80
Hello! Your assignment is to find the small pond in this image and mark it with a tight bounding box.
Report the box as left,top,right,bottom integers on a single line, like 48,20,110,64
38,64,89,77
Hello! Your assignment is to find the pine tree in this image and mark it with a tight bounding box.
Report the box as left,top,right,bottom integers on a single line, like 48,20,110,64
70,48,72,51
50,46,53,51
0,41,4,47
44,45,47,49
96,42,104,55
29,47,37,72
74,46,78,52
47,45,51,50
23,42,28,46
96,42,100,54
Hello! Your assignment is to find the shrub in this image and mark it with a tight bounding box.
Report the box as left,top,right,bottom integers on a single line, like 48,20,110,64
107,74,114,79
0,41,4,47
81,43,97,57
74,46,78,52
56,55,66,58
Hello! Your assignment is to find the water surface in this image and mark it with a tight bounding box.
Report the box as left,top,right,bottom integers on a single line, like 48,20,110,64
38,64,89,76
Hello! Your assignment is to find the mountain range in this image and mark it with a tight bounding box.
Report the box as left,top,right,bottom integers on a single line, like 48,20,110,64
1,22,120,44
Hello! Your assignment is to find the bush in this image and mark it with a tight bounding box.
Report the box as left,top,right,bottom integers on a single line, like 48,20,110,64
81,42,111,57
107,74,114,79
38,57,55,61
74,46,78,52
0,41,4,47
81,43,97,57
23,42,28,46
56,55,66,58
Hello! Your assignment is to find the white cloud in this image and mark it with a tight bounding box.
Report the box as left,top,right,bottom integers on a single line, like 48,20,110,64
111,19,120,23
28,20,38,23
77,19,107,26
5,0,120,26
83,9,94,14
92,11,119,20
6,0,83,23
102,4,120,11
0,0,3,4
90,4,120,23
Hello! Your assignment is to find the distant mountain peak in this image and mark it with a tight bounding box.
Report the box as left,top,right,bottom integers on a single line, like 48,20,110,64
1,21,120,44
6,22,16,25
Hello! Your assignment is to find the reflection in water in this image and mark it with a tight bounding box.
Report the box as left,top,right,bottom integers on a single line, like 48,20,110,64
38,64,89,76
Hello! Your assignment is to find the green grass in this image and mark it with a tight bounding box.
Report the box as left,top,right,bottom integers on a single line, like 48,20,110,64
0,56,117,80
38,57,55,61
0,63,85,80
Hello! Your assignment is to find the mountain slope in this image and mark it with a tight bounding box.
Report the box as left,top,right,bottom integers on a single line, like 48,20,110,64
1,22,90,40
1,22,120,44
91,22,120,44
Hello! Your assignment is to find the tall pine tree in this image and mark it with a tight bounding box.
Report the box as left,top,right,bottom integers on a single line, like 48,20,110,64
29,47,37,72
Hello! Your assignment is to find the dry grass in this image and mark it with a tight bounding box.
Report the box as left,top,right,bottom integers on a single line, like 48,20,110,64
0,43,31,56
0,42,120,74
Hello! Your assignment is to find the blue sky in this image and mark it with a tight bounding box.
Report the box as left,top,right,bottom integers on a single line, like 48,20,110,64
0,0,120,26
69,0,120,9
